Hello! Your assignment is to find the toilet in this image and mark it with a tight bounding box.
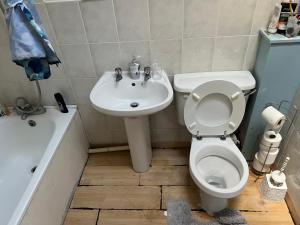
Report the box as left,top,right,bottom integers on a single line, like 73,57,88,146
174,71,256,214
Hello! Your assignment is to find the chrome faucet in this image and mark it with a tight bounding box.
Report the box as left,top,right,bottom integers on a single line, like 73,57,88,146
129,56,141,79
144,66,151,82
115,67,123,82
0,103,6,117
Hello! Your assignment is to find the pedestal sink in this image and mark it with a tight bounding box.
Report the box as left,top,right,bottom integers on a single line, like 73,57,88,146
90,70,173,172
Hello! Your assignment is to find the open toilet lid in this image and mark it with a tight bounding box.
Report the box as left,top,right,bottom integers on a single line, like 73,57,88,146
184,80,246,136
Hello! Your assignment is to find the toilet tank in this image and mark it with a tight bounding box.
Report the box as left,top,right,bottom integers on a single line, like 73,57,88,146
174,71,256,125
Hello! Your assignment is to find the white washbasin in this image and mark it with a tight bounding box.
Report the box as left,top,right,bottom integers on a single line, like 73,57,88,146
90,70,173,117
90,70,173,173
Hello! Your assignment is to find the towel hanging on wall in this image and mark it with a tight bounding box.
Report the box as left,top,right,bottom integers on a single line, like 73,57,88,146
3,0,61,81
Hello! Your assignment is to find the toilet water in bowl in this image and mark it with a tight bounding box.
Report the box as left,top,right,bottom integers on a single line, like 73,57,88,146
196,156,241,189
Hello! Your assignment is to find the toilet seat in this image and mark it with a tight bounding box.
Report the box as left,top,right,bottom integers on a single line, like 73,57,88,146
189,137,249,199
184,80,246,136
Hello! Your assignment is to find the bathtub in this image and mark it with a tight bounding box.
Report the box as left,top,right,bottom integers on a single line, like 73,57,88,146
0,106,88,225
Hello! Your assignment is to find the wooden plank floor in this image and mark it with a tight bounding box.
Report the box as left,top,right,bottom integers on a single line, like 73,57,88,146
64,149,294,225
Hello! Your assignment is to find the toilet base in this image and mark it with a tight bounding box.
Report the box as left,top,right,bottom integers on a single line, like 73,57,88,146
199,190,228,215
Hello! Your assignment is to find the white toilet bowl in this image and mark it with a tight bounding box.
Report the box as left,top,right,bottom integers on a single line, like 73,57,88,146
189,137,249,214
174,71,256,214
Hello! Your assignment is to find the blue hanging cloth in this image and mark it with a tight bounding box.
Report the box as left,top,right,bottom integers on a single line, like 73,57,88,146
4,0,61,81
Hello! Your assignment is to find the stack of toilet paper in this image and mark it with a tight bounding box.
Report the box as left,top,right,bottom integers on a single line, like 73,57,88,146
252,106,286,173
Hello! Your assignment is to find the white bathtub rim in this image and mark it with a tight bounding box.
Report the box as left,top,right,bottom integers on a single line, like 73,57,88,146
7,105,78,225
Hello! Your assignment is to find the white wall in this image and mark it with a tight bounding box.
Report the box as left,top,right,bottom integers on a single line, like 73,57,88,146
0,0,280,146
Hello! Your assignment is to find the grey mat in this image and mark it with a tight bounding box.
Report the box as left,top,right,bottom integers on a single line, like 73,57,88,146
167,200,247,225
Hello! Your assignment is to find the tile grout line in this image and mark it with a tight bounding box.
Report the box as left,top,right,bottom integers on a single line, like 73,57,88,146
76,1,97,77
243,0,259,69
111,0,122,67
180,0,184,73
211,0,221,71
147,0,154,65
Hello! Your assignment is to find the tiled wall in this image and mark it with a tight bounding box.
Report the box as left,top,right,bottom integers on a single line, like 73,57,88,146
0,0,279,145
276,86,300,220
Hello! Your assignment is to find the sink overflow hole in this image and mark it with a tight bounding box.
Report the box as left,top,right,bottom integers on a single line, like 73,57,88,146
31,166,37,173
130,102,139,108
131,83,136,86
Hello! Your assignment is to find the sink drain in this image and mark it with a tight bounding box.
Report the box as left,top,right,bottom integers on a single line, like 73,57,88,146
28,120,36,127
130,102,139,108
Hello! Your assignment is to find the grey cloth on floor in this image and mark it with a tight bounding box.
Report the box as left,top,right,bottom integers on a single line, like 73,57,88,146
214,209,247,225
167,200,194,225
167,200,219,225
167,200,247,225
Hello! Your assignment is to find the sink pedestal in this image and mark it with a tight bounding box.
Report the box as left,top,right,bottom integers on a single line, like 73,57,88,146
124,116,152,172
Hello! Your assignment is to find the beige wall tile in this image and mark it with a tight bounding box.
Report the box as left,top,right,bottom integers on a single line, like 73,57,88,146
39,78,76,105
47,2,87,44
71,77,97,104
150,107,181,129
86,129,112,145
182,38,214,73
114,0,150,41
0,13,9,46
149,0,183,40
212,36,249,71
0,81,22,105
217,0,256,36
78,104,109,131
119,41,151,69
111,129,128,144
184,0,219,38
0,45,24,82
80,0,118,43
243,35,260,71
151,128,191,143
150,40,181,75
90,43,120,76
60,44,96,77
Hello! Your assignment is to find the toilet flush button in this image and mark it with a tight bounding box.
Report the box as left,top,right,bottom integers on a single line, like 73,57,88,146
231,92,240,100
189,122,197,130
229,122,236,129
192,93,200,101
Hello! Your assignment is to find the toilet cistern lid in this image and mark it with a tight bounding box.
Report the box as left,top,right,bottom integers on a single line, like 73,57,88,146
184,80,246,136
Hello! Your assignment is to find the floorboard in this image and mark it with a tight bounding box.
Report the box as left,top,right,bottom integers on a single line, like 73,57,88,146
64,149,294,225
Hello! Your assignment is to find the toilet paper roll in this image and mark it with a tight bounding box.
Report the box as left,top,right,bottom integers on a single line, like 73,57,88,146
261,131,282,148
259,143,279,153
257,148,279,164
252,153,271,173
262,106,286,131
